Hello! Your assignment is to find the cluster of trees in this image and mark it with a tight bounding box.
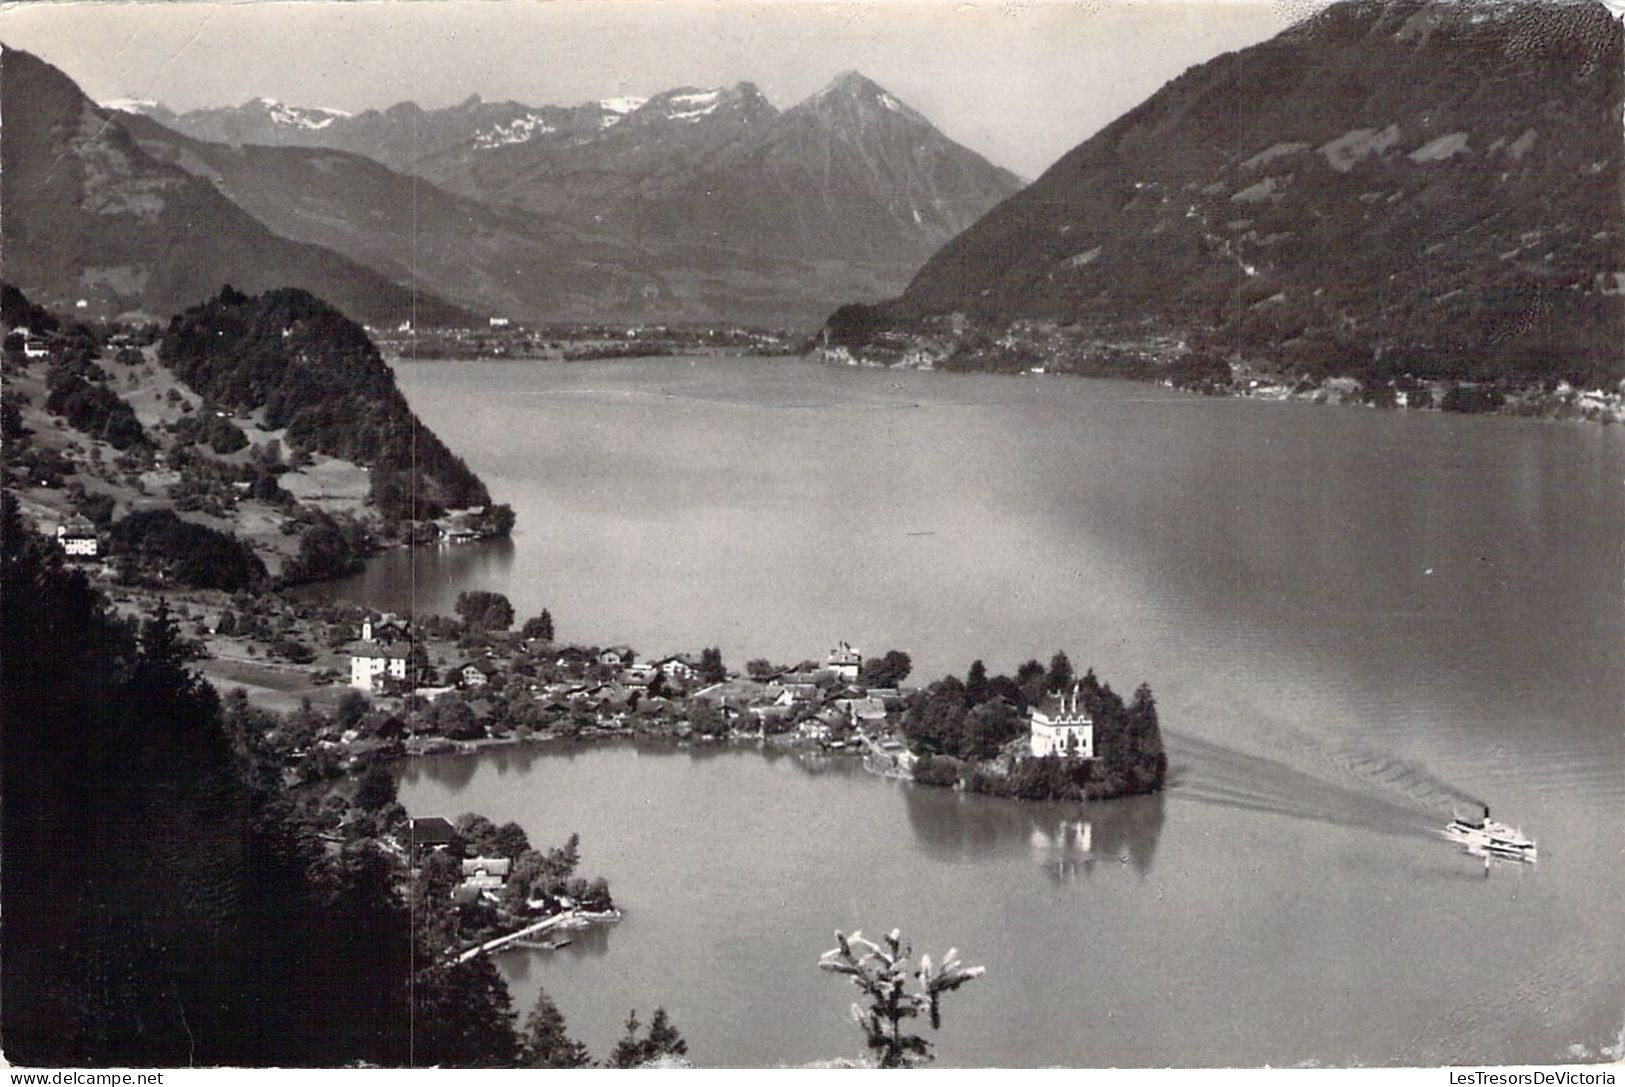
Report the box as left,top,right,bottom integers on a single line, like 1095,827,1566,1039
2,495,685,1066
4,490,300,1063
43,347,148,451
859,649,913,688
903,652,1166,801
742,649,912,687
695,647,727,684
1439,385,1508,414
902,652,1077,761
512,991,689,1069
280,511,371,586
107,509,266,591
158,286,503,523
456,590,515,632
520,609,555,641
170,410,249,454
2,281,60,334
7,488,1007,1068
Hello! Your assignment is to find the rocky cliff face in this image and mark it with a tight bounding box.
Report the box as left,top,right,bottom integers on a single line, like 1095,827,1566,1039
868,0,1624,387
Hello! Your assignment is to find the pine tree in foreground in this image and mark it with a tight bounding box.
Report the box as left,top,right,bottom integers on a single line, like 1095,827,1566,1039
818,929,984,1067
519,988,591,1068
608,1006,689,1067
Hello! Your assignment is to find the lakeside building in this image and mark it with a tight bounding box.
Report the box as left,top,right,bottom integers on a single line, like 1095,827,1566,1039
826,642,863,681
350,642,409,691
1029,685,1095,759
655,654,703,681
460,658,501,689
409,816,456,854
461,857,511,892
839,696,888,729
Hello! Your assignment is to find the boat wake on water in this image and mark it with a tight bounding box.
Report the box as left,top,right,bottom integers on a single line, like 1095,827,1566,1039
1162,726,1507,850
1163,731,1439,840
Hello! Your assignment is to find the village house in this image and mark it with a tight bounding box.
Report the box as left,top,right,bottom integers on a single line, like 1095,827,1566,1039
350,642,409,691
826,642,863,681
552,646,594,672
368,714,408,741
797,717,834,741
55,515,98,558
1029,684,1095,759
598,645,635,668
586,682,636,712
655,654,703,681
621,664,658,687
460,856,511,892
775,683,822,706
22,337,51,360
409,816,457,854
839,697,889,730
459,658,501,688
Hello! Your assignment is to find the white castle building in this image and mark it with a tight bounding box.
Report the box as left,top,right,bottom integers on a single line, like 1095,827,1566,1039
826,641,863,681
1029,684,1094,759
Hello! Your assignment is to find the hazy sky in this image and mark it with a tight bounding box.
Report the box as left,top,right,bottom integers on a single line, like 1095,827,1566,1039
0,0,1331,177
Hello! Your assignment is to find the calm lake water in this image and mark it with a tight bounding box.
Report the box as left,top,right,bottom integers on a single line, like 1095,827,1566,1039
341,356,1623,1066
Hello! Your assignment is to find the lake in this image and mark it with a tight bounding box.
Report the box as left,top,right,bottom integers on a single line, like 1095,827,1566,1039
340,356,1623,1066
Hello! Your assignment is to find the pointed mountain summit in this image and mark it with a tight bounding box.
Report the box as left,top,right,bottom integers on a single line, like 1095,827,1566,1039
0,46,467,325
802,69,929,125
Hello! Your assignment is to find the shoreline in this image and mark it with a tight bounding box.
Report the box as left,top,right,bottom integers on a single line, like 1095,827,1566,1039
809,345,1625,427
394,728,1144,807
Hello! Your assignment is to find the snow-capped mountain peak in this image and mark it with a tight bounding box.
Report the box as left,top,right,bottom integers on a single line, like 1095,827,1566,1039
474,111,559,149
599,95,648,115
666,89,721,122
97,96,163,115
251,97,353,130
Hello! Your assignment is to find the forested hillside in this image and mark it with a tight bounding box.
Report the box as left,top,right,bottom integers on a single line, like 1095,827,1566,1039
160,287,506,525
840,0,1625,391
0,47,469,328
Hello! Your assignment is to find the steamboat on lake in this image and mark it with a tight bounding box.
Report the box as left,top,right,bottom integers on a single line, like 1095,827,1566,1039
1445,807,1537,861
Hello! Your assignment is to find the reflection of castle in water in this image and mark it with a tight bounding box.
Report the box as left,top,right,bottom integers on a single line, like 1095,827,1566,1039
1030,818,1096,883
902,782,1165,881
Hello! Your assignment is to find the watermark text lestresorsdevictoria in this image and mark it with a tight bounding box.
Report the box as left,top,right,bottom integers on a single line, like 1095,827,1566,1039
1450,1074,1616,1086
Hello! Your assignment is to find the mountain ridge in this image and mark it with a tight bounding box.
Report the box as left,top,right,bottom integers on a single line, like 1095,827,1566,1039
1,46,471,328
836,0,1625,388
103,69,1024,324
